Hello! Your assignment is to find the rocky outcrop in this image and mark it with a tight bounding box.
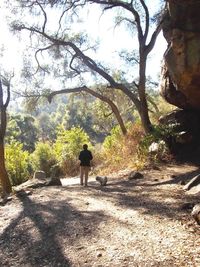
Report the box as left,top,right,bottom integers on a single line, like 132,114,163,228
158,109,200,157
161,0,200,110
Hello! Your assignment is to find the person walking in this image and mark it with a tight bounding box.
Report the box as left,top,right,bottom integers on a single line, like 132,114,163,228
79,144,93,186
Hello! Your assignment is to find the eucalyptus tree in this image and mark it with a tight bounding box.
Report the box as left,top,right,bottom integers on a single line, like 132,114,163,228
0,77,12,195
9,0,166,134
6,114,38,152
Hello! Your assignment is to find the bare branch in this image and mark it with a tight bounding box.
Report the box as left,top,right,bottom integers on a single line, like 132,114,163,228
140,0,149,41
34,45,55,74
36,0,48,33
48,85,127,134
0,80,3,110
145,17,164,55
87,0,144,40
133,81,139,89
0,75,13,108
69,54,81,74
58,0,86,33
4,82,11,109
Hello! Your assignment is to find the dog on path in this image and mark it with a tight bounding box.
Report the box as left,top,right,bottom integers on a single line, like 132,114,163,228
96,176,108,186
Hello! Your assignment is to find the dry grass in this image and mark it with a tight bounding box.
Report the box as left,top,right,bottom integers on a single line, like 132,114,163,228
97,124,147,175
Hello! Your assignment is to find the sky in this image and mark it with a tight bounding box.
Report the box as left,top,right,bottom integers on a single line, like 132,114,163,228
0,1,167,89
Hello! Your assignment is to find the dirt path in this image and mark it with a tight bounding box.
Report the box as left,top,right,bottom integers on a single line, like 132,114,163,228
0,164,200,266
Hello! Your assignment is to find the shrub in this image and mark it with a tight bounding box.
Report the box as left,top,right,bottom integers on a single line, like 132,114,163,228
54,126,93,175
101,123,145,172
138,124,175,164
30,142,57,177
5,140,30,185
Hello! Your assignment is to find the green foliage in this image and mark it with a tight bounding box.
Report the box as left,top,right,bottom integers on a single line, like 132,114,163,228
63,96,98,141
35,112,57,141
5,140,30,186
91,100,116,135
138,124,176,162
6,114,38,152
54,126,92,175
30,142,57,177
149,96,175,123
103,125,122,152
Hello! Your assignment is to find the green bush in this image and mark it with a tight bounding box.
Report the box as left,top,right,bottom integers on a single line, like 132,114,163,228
54,126,93,175
102,125,123,163
30,142,57,177
103,125,122,151
138,124,175,163
5,140,30,185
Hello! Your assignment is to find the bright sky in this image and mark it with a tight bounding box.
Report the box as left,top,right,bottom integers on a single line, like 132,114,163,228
0,1,167,89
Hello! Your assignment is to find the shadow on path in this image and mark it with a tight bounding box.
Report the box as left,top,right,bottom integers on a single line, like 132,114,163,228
0,192,107,267
83,168,200,221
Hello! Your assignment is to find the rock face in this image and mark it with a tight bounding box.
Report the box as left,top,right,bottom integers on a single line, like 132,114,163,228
159,109,200,157
161,0,200,110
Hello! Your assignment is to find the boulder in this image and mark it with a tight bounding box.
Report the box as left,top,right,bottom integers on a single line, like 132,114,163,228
16,189,32,197
180,202,194,210
33,170,46,180
45,178,62,186
161,0,200,110
50,164,61,179
191,204,200,225
128,171,143,180
183,174,200,191
159,109,200,156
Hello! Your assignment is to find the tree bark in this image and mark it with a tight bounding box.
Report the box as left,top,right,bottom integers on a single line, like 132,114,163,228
138,54,153,134
0,79,12,195
0,141,12,195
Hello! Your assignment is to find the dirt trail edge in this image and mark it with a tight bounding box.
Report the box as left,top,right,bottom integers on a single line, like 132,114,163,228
0,163,200,267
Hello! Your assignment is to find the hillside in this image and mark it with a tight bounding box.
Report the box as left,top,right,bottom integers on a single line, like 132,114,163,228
0,163,200,266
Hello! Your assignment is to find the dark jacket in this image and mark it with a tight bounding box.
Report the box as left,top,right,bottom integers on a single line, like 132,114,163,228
79,149,93,166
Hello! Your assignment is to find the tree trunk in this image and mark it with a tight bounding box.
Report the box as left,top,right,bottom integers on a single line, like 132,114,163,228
84,88,127,135
140,104,152,134
0,140,12,195
0,79,12,196
138,54,153,134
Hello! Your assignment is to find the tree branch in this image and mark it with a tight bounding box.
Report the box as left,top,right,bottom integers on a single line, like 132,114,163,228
34,45,55,73
87,0,144,40
69,54,81,74
48,85,127,134
36,0,47,33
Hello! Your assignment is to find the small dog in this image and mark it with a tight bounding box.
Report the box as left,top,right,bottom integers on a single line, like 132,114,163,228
96,176,108,186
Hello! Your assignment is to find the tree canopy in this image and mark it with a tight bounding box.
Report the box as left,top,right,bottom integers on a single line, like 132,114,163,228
6,0,166,133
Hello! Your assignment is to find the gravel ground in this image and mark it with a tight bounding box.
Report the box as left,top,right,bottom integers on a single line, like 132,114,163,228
0,163,200,267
